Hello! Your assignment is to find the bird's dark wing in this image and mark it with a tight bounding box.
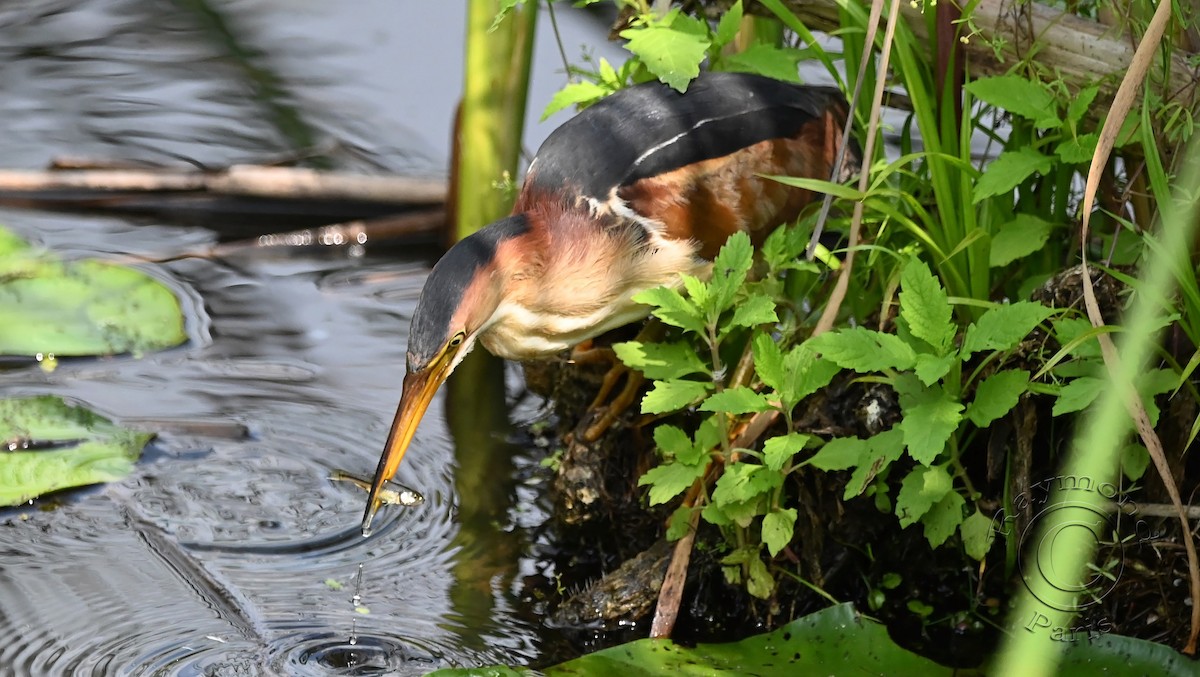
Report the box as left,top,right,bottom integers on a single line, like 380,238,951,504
522,72,845,203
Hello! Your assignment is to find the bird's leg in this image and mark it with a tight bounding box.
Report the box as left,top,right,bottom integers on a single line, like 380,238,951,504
576,320,665,442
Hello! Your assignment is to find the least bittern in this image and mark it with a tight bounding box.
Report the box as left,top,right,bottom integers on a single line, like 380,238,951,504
361,71,856,535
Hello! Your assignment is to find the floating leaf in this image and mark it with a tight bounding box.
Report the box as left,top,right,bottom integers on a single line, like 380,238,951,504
0,395,151,505
0,229,186,357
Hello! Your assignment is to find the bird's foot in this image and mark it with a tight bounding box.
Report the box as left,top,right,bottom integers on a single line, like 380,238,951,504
582,367,644,443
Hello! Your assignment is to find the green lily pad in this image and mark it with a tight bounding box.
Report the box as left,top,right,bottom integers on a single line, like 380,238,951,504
0,395,151,506
0,226,186,357
431,603,969,676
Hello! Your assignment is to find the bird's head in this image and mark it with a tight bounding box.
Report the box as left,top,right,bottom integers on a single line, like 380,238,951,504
360,214,531,535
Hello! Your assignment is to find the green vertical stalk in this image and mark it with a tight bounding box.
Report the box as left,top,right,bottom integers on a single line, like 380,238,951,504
455,0,538,240
991,136,1200,676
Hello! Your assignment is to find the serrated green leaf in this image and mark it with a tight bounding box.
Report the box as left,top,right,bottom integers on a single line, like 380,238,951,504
707,232,753,315
613,340,708,380
843,429,905,499
1137,368,1178,426
1052,317,1104,359
713,0,744,48
899,258,955,355
1067,85,1100,125
895,465,954,527
639,461,707,505
727,294,778,330
781,343,841,406
809,327,917,372
747,554,775,599
712,463,780,506
705,495,762,528
641,379,710,414
681,273,710,311
719,43,806,83
806,436,870,471
753,333,785,392
541,81,610,120
961,302,1055,358
921,491,966,547
653,424,694,459
621,19,709,92
896,378,962,465
633,286,705,334
966,369,1030,427
763,433,808,472
972,148,1054,203
1055,133,1100,164
666,505,694,541
990,214,1055,267
965,75,1059,128
700,386,772,414
762,508,797,556
961,509,996,560
1053,376,1105,416
914,353,956,386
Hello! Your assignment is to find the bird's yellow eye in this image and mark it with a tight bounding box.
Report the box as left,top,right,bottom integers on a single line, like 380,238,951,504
448,333,465,348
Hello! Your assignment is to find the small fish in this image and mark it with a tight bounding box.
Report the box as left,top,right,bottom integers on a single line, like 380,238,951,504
330,470,424,507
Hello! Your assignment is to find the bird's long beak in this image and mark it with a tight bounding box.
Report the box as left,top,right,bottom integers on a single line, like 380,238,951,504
360,358,452,536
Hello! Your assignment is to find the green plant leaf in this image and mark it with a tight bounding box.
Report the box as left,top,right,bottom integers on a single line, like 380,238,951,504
1120,443,1150,482
746,554,774,599
781,343,841,406
972,148,1054,204
1052,376,1105,416
541,80,611,120
719,43,806,83
1055,133,1100,164
806,436,870,471
707,231,754,315
0,246,187,358
895,378,963,465
914,353,956,386
899,258,955,355
965,75,1059,128
762,433,808,472
990,214,1055,267
921,490,966,547
621,13,710,93
808,327,917,372
641,379,710,414
666,505,694,541
961,508,996,560
700,386,772,414
712,0,744,48
613,340,708,380
844,429,906,498
966,369,1030,427
653,424,694,459
895,465,954,528
0,396,151,505
638,460,707,505
712,463,780,506
1052,317,1104,359
633,286,706,334
961,302,1055,358
1066,85,1100,125
727,293,778,330
753,333,786,392
762,508,797,556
